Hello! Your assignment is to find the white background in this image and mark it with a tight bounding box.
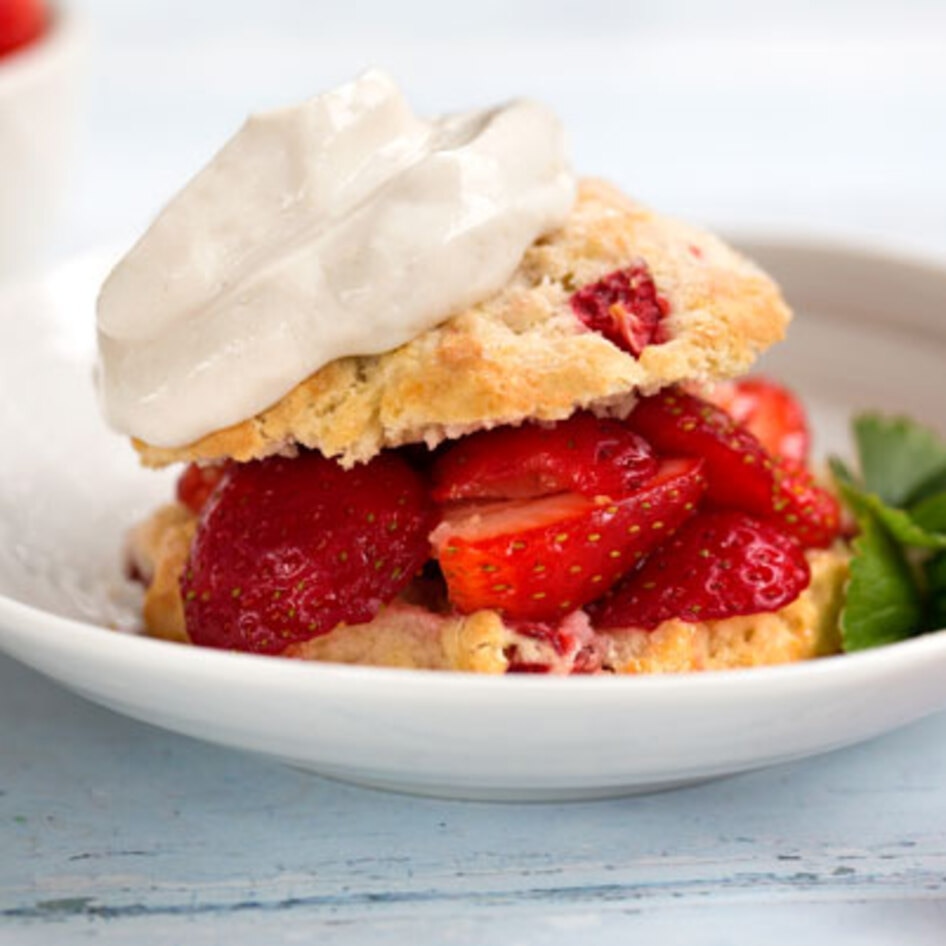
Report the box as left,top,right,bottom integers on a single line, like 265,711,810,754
59,0,946,261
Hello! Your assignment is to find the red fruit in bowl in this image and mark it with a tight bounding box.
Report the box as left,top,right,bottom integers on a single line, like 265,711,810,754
626,389,840,548
176,462,230,515
0,0,47,57
570,262,669,357
504,615,605,675
181,451,435,655
431,412,658,503
432,458,706,620
771,458,842,549
592,509,811,630
703,376,810,464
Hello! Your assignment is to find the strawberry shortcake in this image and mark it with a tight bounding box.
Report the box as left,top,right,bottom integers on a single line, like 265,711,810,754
101,71,849,674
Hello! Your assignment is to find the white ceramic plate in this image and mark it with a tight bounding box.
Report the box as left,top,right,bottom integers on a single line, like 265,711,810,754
2,241,946,802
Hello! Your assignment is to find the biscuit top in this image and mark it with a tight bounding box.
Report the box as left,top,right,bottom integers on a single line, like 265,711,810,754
135,179,792,470
97,70,576,448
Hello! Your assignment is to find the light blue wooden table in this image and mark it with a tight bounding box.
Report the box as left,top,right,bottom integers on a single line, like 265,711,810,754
2,651,946,944
4,2,946,942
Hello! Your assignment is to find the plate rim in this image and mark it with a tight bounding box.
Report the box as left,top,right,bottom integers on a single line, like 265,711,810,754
3,234,946,700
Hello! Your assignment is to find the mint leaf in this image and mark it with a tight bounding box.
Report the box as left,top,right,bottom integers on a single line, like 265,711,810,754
908,468,946,506
925,552,946,631
834,414,946,652
856,498,946,550
830,459,946,550
910,492,946,533
841,512,925,651
828,456,857,489
854,414,946,507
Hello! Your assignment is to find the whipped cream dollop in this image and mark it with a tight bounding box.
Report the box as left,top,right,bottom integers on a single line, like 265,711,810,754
97,70,576,447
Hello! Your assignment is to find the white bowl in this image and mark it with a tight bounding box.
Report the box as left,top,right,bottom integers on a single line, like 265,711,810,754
1,239,946,801
0,5,86,284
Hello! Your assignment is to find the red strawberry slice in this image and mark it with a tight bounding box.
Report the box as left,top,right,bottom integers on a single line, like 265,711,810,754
772,459,842,548
432,458,706,620
181,451,435,655
702,376,810,464
626,389,840,548
502,621,573,674
570,262,670,357
176,462,230,515
592,510,811,630
431,413,658,503
504,614,606,675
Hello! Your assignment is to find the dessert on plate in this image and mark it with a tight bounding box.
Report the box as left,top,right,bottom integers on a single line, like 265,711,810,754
99,70,859,674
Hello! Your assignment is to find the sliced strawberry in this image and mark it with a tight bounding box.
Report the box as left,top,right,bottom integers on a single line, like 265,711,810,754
432,458,706,620
702,376,810,464
431,413,658,503
504,613,606,675
176,462,230,515
181,451,435,655
626,389,840,548
592,510,811,630
772,459,842,549
505,660,552,674
570,262,670,357
503,621,572,674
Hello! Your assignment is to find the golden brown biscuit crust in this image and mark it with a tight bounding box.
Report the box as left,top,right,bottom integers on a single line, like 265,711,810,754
134,180,790,469
129,504,846,674
125,503,195,644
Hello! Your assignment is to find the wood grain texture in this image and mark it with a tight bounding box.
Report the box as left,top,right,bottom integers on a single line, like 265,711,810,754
2,653,945,944
7,4,946,941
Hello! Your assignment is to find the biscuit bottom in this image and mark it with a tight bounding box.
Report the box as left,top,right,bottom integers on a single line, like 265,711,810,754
128,503,849,674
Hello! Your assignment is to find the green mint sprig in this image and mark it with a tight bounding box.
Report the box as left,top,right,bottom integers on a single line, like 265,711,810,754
831,414,946,652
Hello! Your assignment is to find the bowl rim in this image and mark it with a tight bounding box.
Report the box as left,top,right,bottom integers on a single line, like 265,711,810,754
3,234,946,699
3,579,946,697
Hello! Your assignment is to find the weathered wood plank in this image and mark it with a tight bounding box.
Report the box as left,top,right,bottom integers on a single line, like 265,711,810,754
3,653,946,945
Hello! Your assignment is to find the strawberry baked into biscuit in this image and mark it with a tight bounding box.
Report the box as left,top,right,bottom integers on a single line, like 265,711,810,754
103,71,849,674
